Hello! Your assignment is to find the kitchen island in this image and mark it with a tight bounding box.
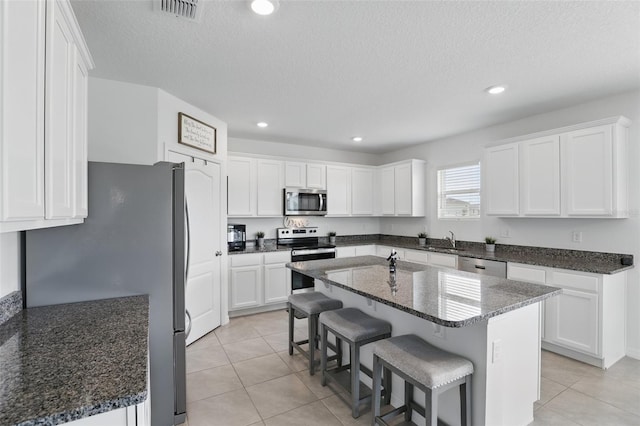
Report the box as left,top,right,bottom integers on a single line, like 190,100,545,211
287,256,561,426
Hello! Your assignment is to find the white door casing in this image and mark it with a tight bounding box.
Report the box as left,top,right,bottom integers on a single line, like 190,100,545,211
167,151,222,345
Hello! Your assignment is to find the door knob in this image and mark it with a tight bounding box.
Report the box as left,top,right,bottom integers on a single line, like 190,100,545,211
215,251,223,256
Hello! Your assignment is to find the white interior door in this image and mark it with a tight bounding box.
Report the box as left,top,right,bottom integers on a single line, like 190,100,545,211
167,151,222,345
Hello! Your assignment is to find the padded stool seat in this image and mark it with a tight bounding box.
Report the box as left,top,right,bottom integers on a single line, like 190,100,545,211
372,334,473,426
288,292,343,375
289,292,344,315
319,308,392,418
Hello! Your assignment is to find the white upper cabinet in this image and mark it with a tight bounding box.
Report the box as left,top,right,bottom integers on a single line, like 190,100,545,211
285,161,326,189
256,159,284,216
228,156,283,217
326,165,351,216
351,167,374,215
0,0,45,222
379,160,426,217
520,135,560,216
0,0,93,232
484,117,630,218
484,143,519,216
562,123,627,217
227,157,255,217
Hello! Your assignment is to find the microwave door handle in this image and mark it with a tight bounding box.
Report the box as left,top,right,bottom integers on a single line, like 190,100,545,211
319,193,324,212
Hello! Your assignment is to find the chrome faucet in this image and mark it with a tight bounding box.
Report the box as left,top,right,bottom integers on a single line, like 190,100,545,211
445,231,456,248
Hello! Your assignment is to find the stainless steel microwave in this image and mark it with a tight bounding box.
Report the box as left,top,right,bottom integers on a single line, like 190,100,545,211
283,188,327,216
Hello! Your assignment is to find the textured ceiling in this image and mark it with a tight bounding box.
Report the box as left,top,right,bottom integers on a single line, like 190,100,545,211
71,0,640,153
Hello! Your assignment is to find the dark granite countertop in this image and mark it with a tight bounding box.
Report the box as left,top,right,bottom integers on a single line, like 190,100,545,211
288,256,561,328
229,234,633,274
0,295,149,426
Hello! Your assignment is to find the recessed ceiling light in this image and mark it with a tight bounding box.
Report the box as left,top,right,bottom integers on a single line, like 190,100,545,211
250,0,279,16
257,122,268,128
352,136,363,142
486,85,507,95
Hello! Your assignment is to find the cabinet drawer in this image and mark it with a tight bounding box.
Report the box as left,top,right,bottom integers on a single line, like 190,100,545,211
263,251,291,264
549,271,599,293
337,246,357,258
355,245,376,256
404,250,429,265
508,263,546,284
229,253,262,267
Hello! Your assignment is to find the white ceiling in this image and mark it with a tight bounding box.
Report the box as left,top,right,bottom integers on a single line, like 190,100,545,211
71,0,640,154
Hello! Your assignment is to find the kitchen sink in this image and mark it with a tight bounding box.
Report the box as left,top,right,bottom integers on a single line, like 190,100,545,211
419,246,464,254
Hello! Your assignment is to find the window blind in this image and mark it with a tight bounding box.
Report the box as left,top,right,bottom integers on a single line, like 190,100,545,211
437,163,481,219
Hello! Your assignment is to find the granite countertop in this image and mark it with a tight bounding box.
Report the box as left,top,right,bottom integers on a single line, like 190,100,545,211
287,256,561,328
0,295,149,426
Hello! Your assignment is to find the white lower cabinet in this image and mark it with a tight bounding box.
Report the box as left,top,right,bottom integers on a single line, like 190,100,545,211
336,245,376,258
64,402,148,426
508,262,625,368
229,251,291,313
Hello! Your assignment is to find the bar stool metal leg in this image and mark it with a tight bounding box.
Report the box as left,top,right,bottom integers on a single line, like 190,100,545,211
288,302,294,356
320,323,328,386
404,381,413,423
461,375,472,426
350,341,360,418
308,313,318,375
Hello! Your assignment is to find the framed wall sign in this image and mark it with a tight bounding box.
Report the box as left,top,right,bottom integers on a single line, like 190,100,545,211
178,112,216,154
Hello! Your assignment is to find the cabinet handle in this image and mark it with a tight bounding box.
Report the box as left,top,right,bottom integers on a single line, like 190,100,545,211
475,265,486,270
215,251,223,256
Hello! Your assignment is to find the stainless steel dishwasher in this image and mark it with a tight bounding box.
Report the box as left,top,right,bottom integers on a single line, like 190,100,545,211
458,257,507,278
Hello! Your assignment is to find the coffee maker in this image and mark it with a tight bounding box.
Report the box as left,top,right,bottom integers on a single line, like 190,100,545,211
227,224,246,251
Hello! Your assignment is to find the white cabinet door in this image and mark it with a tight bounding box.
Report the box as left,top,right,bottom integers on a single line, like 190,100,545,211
336,246,357,258
72,46,88,218
520,136,560,216
545,288,599,356
326,166,351,215
45,0,75,219
285,161,305,188
257,159,283,216
168,153,223,345
230,265,262,309
404,249,429,265
227,157,255,216
394,163,412,215
484,143,519,216
351,167,374,215
264,263,291,304
562,125,613,216
380,167,395,215
355,245,376,256
0,0,45,221
428,253,457,268
306,163,326,189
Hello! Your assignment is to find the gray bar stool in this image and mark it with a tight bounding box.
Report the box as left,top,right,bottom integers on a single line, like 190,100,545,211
371,334,474,426
319,307,392,418
288,292,343,375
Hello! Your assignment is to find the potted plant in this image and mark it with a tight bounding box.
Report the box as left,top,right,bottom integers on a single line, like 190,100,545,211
328,231,337,244
256,231,265,248
485,236,496,252
418,232,427,246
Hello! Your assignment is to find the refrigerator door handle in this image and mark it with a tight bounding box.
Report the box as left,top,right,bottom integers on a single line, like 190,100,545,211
185,199,191,284
185,309,192,338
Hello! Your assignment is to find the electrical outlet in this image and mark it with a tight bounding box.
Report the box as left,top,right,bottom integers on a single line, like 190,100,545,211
492,339,502,363
500,228,511,238
572,231,583,243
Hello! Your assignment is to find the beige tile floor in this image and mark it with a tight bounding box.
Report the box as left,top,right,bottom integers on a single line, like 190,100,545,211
181,309,640,426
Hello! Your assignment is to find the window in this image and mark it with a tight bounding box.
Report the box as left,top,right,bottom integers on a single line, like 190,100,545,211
437,162,481,219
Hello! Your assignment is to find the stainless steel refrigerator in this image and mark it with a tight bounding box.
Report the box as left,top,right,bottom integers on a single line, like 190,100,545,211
25,161,188,425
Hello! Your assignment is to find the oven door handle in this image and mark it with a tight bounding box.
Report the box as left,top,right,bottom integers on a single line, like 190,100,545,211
292,248,336,257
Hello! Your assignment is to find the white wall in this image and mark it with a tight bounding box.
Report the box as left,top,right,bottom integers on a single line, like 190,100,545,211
0,232,21,298
88,78,159,164
378,90,640,358
229,137,379,165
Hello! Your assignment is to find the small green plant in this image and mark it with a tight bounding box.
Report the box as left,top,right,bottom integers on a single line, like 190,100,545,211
256,231,265,238
485,236,496,244
328,231,337,237
418,232,427,238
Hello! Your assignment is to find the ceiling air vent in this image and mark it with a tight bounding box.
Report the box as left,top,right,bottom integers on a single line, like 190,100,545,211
156,0,204,22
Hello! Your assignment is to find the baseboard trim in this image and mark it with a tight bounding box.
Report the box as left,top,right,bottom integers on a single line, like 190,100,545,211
626,347,640,360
